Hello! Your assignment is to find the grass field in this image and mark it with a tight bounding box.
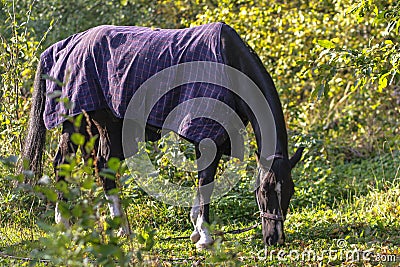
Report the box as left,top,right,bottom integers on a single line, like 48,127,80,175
0,144,399,266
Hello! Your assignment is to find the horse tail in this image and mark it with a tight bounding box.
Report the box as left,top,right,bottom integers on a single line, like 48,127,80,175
20,60,47,182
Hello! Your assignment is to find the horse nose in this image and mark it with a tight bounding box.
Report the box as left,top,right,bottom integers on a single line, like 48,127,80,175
267,234,285,246
267,235,279,246
265,223,285,246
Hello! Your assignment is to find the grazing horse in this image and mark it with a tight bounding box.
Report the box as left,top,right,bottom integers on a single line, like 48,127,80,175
22,23,304,248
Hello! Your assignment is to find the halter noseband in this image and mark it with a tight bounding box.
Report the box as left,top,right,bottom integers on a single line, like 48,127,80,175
260,211,285,221
257,153,286,222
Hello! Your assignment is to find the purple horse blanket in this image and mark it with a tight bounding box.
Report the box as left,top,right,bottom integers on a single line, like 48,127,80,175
41,23,243,145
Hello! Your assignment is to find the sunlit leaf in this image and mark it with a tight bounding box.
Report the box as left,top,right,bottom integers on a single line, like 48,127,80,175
71,133,85,146
317,39,336,49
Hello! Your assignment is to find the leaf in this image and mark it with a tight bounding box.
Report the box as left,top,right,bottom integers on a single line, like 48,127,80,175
137,233,146,244
36,186,58,202
317,39,336,49
107,157,121,172
37,221,53,232
384,40,393,45
85,135,98,153
99,244,121,257
331,37,340,43
42,74,65,87
71,204,83,217
323,83,330,99
82,177,94,189
47,91,62,99
378,72,390,92
57,201,71,218
71,133,85,146
56,181,69,195
99,169,116,180
74,113,84,128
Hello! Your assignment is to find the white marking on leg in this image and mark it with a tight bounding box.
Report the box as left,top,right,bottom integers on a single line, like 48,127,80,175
195,216,213,249
55,202,70,228
190,197,201,243
105,194,122,217
190,198,200,225
105,194,131,236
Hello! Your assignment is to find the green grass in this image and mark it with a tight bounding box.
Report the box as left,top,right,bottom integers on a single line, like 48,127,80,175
0,150,399,266
133,180,400,266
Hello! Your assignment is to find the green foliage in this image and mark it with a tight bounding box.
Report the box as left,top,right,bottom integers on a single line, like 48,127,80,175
310,0,400,153
0,154,133,266
0,0,399,265
313,0,400,95
188,0,399,156
0,1,38,155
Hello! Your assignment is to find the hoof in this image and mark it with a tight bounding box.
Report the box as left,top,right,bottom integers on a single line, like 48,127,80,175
195,236,214,250
190,230,200,243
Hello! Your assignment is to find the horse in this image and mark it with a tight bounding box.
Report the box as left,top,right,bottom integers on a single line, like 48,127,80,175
21,23,304,248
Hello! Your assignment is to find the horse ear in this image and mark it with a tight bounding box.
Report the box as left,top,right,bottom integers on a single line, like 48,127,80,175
289,147,305,168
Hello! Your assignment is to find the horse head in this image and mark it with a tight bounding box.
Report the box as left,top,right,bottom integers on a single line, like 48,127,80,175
255,147,304,246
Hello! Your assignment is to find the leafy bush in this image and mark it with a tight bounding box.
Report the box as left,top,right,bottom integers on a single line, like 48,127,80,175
0,0,399,265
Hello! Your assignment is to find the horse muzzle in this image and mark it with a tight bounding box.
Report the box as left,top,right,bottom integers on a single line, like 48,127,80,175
262,218,285,246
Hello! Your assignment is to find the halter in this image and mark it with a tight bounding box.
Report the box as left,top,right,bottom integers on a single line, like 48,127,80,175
260,211,285,221
264,154,285,161
256,153,286,222
256,193,285,222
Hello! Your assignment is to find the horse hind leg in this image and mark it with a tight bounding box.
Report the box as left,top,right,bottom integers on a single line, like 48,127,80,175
100,152,131,237
54,121,81,228
104,193,131,236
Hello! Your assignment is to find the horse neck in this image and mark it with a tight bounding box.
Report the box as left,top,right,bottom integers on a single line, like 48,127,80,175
251,99,289,159
248,55,289,159
242,73,289,160
266,91,288,159
219,25,289,159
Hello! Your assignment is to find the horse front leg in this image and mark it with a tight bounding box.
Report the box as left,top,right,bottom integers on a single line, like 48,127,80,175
190,194,201,243
93,112,131,236
191,145,221,249
194,185,213,249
